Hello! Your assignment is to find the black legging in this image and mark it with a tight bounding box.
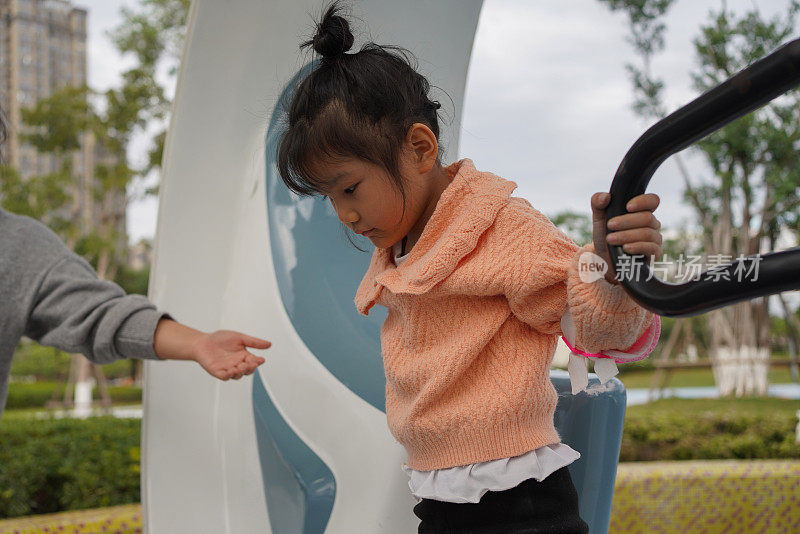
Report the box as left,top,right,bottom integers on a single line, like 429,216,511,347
413,466,590,533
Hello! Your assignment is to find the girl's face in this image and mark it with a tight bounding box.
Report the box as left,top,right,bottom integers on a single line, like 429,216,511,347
312,151,429,250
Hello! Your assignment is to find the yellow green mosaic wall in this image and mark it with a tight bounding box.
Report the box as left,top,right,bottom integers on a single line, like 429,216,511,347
610,460,800,533
0,460,797,533
0,504,140,534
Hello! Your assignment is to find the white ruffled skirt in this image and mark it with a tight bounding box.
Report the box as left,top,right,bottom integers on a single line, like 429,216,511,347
401,443,581,504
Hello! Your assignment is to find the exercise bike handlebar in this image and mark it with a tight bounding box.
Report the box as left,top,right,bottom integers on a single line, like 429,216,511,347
606,38,800,318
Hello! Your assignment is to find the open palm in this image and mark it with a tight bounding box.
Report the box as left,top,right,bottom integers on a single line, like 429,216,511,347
191,330,270,380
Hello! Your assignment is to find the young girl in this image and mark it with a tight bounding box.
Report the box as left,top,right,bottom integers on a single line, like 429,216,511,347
277,3,662,532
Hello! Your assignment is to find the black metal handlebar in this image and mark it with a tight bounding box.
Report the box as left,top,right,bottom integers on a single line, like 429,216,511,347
606,38,800,318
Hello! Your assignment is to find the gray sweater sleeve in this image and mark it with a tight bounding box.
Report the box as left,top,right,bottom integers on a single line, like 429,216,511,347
23,253,168,364
1,207,172,418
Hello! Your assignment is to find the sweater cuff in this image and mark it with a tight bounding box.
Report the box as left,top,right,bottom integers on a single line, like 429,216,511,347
115,309,173,361
566,243,640,317
565,243,650,354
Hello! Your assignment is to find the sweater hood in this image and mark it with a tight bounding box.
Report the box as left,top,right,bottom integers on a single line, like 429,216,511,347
355,158,518,315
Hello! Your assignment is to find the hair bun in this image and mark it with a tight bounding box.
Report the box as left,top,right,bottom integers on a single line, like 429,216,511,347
305,2,354,59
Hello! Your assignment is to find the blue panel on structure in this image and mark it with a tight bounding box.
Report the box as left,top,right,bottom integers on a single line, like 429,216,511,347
253,371,336,534
264,63,388,413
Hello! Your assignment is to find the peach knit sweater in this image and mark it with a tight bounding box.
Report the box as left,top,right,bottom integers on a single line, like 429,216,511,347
354,158,657,471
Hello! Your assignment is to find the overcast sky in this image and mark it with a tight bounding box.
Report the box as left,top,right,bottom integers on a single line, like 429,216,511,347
77,0,793,247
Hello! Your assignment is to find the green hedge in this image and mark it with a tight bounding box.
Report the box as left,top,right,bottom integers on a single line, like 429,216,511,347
621,399,800,461
0,417,141,518
4,382,142,410
1,399,797,518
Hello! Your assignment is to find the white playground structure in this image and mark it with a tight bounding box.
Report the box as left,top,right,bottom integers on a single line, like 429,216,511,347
143,1,483,532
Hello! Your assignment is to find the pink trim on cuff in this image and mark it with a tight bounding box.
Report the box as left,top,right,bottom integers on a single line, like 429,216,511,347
561,336,613,359
561,315,661,364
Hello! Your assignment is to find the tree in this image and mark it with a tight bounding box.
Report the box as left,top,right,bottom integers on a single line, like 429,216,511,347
0,164,72,234
15,83,136,282
110,0,191,181
6,86,91,246
598,0,800,395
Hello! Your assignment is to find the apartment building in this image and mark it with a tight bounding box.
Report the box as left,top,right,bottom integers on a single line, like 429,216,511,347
0,0,128,254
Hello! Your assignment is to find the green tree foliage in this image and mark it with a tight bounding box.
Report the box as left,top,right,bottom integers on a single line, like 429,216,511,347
691,2,800,252
550,210,593,245
115,264,151,296
8,84,134,279
0,165,72,231
111,0,191,177
0,87,90,246
597,0,675,119
21,85,90,154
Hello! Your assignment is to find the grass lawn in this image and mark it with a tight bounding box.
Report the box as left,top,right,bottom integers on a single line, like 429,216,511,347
626,396,800,418
617,366,796,389
0,402,143,423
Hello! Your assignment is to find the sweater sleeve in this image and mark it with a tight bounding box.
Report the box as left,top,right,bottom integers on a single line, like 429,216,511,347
501,201,658,356
24,253,169,364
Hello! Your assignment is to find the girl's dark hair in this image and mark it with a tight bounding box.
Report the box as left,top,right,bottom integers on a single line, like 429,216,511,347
277,1,446,217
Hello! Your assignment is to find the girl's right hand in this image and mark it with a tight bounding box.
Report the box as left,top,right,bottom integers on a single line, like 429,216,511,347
591,191,663,285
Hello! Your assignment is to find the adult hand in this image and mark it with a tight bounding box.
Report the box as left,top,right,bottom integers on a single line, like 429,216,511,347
153,318,271,380
191,330,270,380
